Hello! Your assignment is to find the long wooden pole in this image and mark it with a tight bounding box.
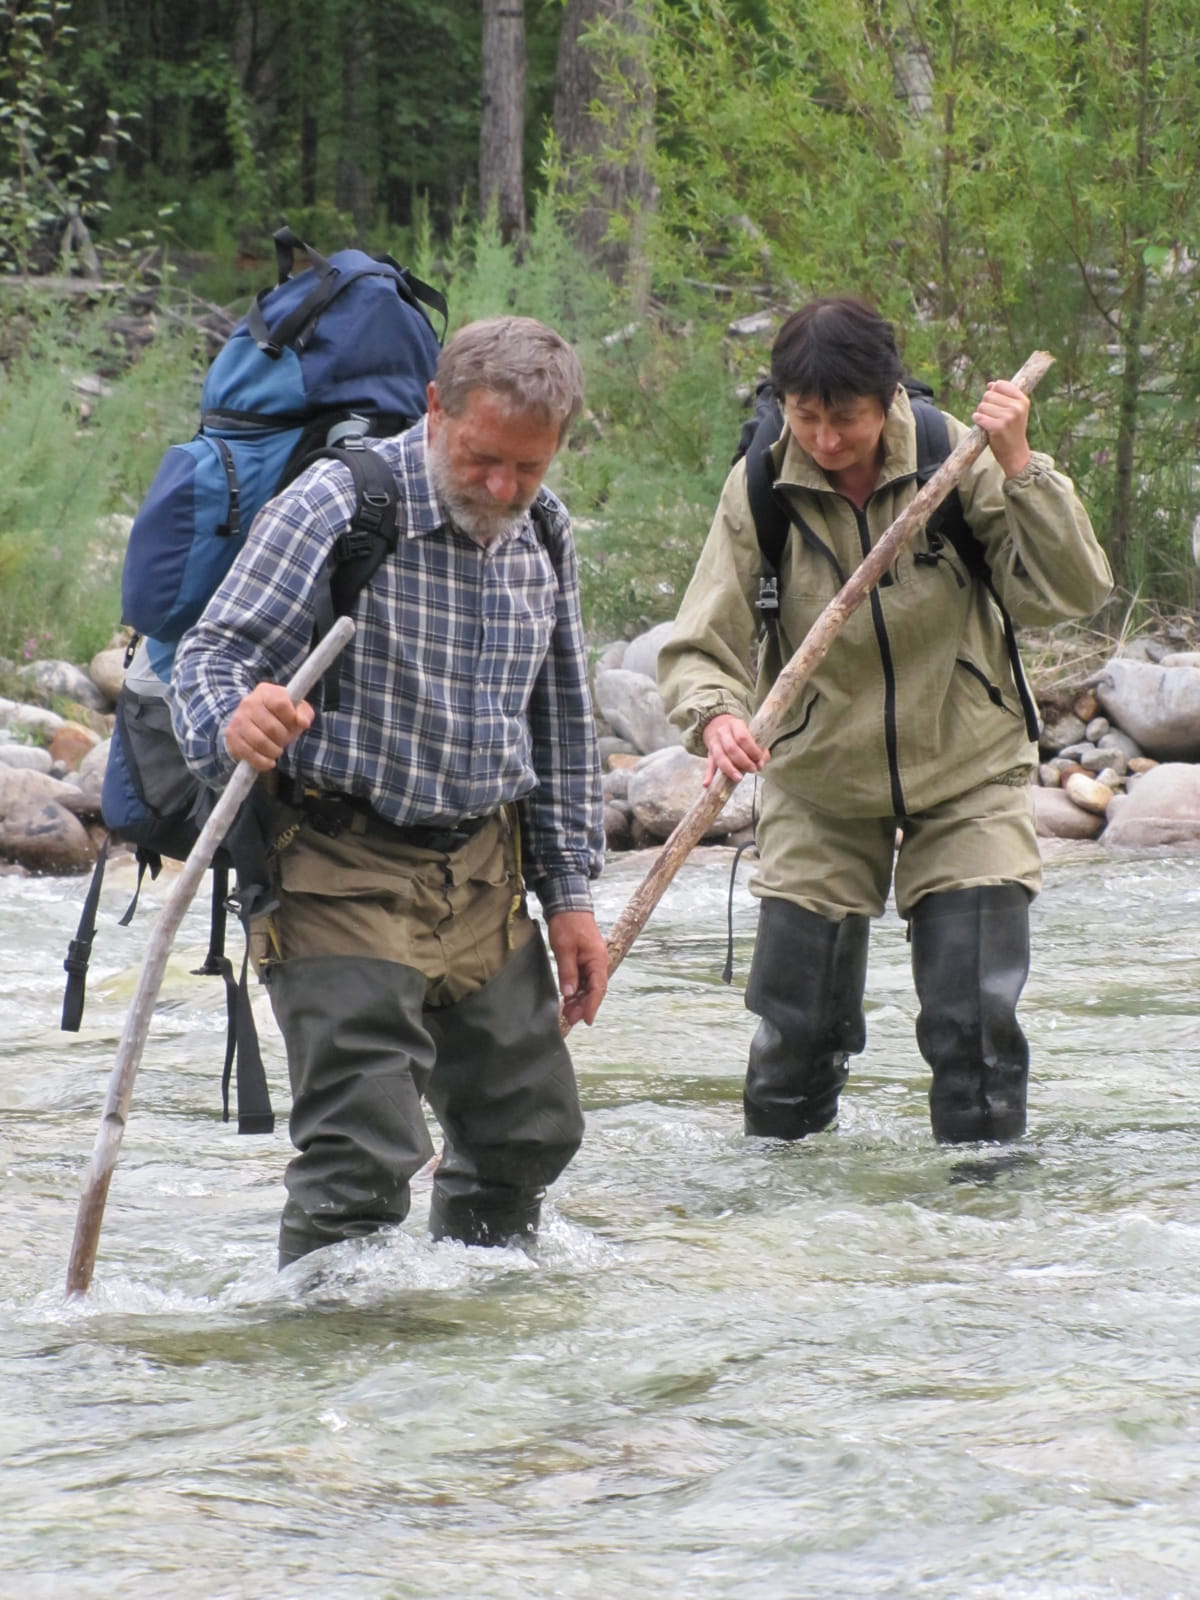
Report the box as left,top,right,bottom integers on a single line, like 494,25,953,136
600,352,1055,985
65,617,357,1297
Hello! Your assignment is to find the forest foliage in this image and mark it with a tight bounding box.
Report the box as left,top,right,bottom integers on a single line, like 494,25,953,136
1,0,1198,666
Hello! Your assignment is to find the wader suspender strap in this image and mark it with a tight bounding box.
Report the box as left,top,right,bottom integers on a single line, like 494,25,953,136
61,835,109,1031
179,858,271,1136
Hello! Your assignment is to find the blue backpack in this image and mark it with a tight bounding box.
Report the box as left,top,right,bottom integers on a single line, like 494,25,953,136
63,228,447,1134
120,225,445,672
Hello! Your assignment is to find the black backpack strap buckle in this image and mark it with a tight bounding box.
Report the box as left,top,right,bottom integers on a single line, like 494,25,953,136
332,526,376,563
756,573,780,622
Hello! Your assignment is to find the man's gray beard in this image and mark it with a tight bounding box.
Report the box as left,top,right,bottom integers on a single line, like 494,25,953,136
429,431,534,545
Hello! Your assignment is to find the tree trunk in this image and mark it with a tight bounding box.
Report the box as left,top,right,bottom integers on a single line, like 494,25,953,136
1106,0,1154,587
300,110,319,208
553,0,656,297
480,0,527,244
334,9,373,229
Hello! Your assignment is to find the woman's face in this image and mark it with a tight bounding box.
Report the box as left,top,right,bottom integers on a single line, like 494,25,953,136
783,391,888,480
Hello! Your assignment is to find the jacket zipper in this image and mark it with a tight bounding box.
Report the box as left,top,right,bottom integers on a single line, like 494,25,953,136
851,500,906,817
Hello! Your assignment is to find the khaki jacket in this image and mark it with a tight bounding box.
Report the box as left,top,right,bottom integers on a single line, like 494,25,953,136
658,389,1113,818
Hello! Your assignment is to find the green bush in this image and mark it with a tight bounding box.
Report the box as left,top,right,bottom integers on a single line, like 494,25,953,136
0,299,204,665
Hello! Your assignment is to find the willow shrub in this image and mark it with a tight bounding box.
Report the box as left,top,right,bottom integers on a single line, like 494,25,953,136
0,301,205,667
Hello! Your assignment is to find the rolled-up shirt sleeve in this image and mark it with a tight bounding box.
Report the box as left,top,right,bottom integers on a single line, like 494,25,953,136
520,499,605,917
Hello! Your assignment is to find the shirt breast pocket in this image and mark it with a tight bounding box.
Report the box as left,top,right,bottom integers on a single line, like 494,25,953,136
489,573,558,667
509,589,556,649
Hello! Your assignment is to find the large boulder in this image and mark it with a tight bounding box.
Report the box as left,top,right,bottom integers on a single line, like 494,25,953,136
0,742,53,774
0,697,63,738
1090,658,1200,760
0,766,100,871
593,667,681,756
0,795,96,873
17,658,110,713
0,766,92,817
89,645,128,705
626,745,756,841
621,621,676,682
1103,762,1200,850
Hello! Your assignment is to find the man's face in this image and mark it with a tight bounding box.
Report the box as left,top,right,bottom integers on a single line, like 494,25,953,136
427,385,561,545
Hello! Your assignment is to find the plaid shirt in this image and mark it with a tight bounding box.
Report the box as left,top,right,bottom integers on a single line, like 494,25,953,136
170,418,604,916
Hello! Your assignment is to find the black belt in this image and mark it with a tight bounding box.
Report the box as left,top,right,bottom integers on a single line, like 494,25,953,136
294,790,494,854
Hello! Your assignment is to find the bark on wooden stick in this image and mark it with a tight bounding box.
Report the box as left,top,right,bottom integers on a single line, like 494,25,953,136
65,617,357,1298
599,351,1055,987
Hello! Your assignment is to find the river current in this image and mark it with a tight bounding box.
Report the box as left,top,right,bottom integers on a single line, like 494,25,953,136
1,844,1197,1599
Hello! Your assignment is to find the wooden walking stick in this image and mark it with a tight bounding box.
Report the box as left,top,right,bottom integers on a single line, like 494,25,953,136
597,351,1055,992
65,616,357,1297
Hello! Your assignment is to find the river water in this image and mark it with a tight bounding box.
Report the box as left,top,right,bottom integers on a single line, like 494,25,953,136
1,844,1198,1599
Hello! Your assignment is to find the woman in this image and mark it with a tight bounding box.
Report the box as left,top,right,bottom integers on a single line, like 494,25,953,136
658,297,1112,1144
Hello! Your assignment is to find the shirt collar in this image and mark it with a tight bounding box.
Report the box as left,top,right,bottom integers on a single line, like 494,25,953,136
398,416,448,540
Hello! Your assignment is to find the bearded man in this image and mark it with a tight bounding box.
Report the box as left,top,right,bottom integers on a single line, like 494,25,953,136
171,317,607,1267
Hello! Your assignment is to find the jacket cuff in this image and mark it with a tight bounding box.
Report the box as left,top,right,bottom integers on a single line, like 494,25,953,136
1002,451,1056,492
676,696,749,758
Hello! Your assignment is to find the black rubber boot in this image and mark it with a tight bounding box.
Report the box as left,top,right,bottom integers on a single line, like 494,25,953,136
424,931,584,1247
909,883,1031,1144
266,955,437,1267
428,1157,545,1248
743,897,870,1139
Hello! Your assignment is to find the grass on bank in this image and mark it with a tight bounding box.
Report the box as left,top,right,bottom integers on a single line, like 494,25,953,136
0,301,207,669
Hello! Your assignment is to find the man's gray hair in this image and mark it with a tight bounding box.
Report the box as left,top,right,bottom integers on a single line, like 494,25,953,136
434,316,584,437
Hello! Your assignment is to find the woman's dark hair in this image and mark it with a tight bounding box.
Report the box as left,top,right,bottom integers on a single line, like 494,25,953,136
770,297,904,414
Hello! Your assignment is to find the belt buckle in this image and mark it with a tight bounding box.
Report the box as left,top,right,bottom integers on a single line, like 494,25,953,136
303,793,352,838
426,826,468,853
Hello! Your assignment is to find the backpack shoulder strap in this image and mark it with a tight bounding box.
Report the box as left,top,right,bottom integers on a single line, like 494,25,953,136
909,391,1039,741
530,492,563,563
737,388,791,631
909,392,977,575
306,444,401,709
321,444,401,616
739,386,846,631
